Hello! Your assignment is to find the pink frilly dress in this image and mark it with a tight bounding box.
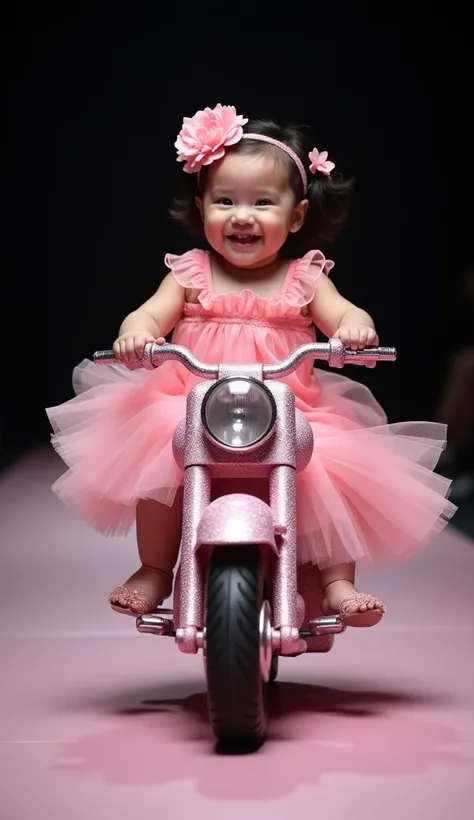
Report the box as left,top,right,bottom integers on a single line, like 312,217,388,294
47,248,456,569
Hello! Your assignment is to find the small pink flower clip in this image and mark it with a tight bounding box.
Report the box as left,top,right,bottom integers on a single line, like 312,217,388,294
308,148,335,176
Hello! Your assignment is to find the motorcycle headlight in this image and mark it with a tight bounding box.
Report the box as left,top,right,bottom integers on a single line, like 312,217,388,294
201,377,277,449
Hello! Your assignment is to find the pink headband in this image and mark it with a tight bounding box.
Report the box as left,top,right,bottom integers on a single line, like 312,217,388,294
175,104,335,196
241,133,308,192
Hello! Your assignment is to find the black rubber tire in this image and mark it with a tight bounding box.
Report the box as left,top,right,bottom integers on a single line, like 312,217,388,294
205,546,268,747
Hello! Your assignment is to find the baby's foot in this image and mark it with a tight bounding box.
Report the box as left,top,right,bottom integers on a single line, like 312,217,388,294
323,579,386,628
108,565,173,616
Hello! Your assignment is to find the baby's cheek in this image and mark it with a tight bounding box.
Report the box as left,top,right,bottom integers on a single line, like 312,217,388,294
205,215,225,233
261,214,284,231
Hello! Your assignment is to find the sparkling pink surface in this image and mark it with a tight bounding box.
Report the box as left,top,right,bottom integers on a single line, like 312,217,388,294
1,447,473,819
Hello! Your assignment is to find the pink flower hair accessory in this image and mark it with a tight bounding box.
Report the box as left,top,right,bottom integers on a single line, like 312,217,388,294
175,104,248,174
308,148,335,176
174,103,337,191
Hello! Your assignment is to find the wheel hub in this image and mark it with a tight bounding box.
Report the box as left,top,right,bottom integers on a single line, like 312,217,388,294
259,600,273,682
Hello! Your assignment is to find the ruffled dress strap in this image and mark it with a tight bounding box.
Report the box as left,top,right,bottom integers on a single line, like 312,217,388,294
164,247,334,316
164,249,211,294
282,249,335,307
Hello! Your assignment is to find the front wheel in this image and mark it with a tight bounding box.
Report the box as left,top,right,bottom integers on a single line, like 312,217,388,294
205,546,271,747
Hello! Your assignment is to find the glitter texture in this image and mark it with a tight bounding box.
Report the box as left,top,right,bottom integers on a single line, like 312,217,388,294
270,466,299,653
183,381,298,474
295,410,314,472
176,465,210,653
170,357,336,656
195,494,278,552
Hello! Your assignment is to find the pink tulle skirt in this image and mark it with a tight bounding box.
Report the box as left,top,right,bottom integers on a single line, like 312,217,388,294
46,358,456,568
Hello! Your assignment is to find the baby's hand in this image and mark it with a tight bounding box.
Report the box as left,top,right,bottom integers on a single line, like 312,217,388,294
333,324,379,350
333,325,379,368
113,330,166,363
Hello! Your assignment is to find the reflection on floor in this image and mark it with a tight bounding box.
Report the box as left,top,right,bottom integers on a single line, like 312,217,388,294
1,447,473,819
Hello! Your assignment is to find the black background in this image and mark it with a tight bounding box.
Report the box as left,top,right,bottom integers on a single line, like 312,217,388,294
4,10,472,463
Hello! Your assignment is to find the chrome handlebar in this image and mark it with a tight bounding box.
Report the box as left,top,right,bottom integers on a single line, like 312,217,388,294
93,339,397,379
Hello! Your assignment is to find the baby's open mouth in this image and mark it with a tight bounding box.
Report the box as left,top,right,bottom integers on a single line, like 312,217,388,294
228,234,261,245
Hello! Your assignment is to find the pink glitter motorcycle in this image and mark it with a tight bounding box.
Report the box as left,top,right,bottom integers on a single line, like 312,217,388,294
94,339,396,747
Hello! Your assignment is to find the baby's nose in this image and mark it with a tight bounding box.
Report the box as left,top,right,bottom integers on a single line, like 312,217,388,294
231,211,255,225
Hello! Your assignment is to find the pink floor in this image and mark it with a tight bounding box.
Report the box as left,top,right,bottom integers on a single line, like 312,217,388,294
1,447,473,819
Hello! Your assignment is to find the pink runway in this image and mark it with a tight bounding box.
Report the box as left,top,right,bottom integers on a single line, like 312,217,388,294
1,447,473,819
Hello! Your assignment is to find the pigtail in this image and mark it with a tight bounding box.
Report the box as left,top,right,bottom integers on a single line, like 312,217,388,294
169,172,205,237
290,171,354,251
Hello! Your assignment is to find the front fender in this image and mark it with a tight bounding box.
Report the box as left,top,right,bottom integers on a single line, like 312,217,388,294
195,494,278,553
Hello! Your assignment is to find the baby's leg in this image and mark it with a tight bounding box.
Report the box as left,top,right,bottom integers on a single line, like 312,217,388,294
108,490,183,615
320,561,386,627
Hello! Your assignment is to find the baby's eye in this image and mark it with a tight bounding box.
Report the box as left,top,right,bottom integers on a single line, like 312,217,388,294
217,197,233,205
255,198,272,206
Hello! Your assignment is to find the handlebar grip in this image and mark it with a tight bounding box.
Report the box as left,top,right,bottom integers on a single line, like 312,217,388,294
93,350,117,365
377,346,397,361
344,346,397,361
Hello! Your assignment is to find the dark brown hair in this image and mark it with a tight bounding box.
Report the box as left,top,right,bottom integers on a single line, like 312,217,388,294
169,117,354,256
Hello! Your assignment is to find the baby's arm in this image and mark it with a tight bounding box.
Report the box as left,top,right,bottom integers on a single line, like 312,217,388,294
309,274,379,351
114,273,185,361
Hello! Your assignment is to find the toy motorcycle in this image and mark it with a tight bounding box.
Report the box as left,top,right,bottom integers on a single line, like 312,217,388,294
94,338,396,747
